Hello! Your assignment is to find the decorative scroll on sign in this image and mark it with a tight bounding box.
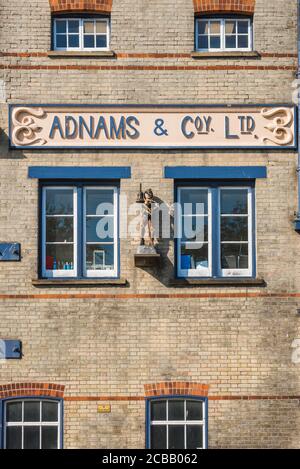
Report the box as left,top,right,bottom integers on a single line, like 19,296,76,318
9,105,296,149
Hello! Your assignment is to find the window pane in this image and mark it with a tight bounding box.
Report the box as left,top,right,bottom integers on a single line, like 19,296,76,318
85,244,114,271
84,35,95,48
186,400,203,421
168,400,184,421
46,217,73,243
68,20,79,34
225,21,236,34
6,426,22,449
225,35,236,48
24,426,40,449
46,189,73,215
238,21,249,34
210,21,220,34
86,216,114,243
180,189,208,215
56,35,67,48
198,35,208,50
151,401,166,421
151,425,167,449
6,402,22,422
86,189,114,215
96,36,107,48
210,36,221,49
42,402,58,422
42,427,58,449
182,216,208,242
46,244,74,270
96,21,107,34
198,21,208,35
221,217,248,242
221,189,248,214
238,35,249,48
24,401,40,422
69,34,79,48
84,21,95,34
56,21,66,34
221,243,249,269
181,243,209,271
187,425,203,449
168,425,185,449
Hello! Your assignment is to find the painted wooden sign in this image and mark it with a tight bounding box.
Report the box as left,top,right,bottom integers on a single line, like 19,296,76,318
9,105,296,149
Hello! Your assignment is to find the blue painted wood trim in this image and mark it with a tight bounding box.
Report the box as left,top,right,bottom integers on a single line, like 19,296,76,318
211,186,219,278
28,166,131,180
165,166,267,180
145,395,208,449
0,396,64,449
174,181,256,279
39,181,120,280
251,186,257,278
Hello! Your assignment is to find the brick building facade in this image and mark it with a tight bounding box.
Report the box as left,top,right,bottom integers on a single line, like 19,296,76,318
0,0,300,449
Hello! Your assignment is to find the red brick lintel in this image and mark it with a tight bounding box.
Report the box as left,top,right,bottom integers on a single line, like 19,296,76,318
49,0,112,14
0,383,65,399
193,0,256,15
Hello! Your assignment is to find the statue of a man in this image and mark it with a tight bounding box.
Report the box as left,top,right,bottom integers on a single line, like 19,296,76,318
140,188,156,246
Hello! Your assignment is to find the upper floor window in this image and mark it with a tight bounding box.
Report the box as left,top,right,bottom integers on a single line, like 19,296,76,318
4,399,61,449
176,184,255,278
148,398,207,449
41,183,118,279
53,17,110,51
195,17,253,52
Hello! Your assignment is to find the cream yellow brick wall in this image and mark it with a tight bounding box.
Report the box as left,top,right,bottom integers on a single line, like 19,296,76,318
0,0,300,449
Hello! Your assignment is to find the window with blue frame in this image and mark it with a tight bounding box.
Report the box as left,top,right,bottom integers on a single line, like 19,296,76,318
195,17,253,52
41,183,119,279
53,17,110,51
3,399,61,449
176,183,255,278
148,398,207,449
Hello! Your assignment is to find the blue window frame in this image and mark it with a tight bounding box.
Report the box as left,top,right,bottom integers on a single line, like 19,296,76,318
39,181,119,279
175,181,256,279
195,16,253,52
146,397,208,449
53,17,110,51
0,398,63,449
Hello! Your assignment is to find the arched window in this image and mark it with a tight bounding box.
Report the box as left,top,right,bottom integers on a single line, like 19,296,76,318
193,1,255,53
49,1,113,52
3,399,62,449
147,397,208,449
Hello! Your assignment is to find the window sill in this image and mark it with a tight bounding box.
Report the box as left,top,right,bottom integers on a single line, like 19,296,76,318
169,278,266,287
32,278,128,287
47,50,116,58
191,51,261,59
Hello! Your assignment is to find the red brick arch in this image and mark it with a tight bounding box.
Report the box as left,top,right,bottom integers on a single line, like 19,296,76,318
144,382,209,397
49,0,113,14
0,383,65,399
193,0,256,15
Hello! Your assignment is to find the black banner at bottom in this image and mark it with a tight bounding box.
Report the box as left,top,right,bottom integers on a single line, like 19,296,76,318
0,449,294,466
